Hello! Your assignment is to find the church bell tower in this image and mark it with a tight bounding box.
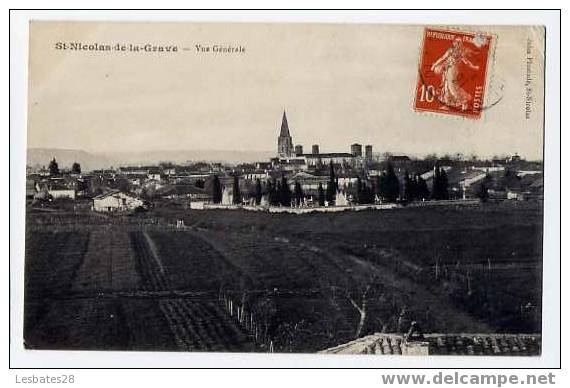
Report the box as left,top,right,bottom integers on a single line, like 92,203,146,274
277,110,293,157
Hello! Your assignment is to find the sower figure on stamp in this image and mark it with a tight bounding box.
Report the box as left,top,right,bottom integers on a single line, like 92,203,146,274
430,38,480,111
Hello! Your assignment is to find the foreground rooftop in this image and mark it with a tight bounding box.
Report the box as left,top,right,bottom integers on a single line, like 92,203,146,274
319,333,541,356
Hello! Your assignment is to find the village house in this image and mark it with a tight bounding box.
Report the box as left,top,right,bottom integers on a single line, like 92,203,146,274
34,180,77,200
147,168,163,181
119,166,152,176
336,172,360,188
288,171,329,192
420,166,452,181
455,170,488,189
48,185,76,200
243,170,270,181
303,152,360,168
155,184,211,201
92,190,144,212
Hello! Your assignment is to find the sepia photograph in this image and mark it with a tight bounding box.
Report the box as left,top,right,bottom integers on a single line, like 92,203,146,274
22,20,547,359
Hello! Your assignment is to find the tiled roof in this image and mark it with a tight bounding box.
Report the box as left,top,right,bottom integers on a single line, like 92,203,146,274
303,153,355,158
93,189,122,200
155,184,207,196
320,333,541,356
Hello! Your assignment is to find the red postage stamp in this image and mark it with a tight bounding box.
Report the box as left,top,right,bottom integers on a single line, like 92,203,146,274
414,27,493,119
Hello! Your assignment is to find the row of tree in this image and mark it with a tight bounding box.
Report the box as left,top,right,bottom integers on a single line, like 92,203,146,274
47,158,81,175
403,172,430,202
211,163,451,206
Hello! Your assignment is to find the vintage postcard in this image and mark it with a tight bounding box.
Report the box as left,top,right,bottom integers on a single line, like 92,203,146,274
24,21,545,357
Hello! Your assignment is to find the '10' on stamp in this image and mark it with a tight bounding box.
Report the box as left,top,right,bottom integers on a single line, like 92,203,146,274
414,27,493,119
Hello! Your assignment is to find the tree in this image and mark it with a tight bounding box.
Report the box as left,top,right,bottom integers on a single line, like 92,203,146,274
322,272,387,339
360,182,375,204
373,175,382,196
293,181,304,206
432,167,449,200
48,158,59,175
432,167,441,199
379,162,400,202
476,174,492,202
440,168,449,199
71,162,81,174
325,161,336,205
159,161,175,169
415,174,430,201
276,180,282,205
317,183,325,206
232,175,242,205
279,174,292,207
267,179,278,206
425,153,438,163
355,177,363,204
212,175,222,204
254,179,263,205
403,170,414,202
499,168,520,191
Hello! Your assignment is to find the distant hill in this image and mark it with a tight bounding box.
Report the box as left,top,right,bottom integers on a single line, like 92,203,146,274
99,150,275,166
26,148,116,172
27,148,274,172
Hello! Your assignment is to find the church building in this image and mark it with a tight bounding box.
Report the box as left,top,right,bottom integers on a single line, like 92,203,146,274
274,110,364,169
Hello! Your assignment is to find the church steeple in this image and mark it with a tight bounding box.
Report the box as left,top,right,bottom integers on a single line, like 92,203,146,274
280,111,290,137
277,110,293,157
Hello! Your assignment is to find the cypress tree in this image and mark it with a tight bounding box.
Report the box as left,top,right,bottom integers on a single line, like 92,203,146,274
317,183,325,206
212,175,222,204
374,175,382,196
381,162,400,202
276,180,282,206
232,175,242,205
293,181,304,206
356,176,363,204
432,166,441,200
404,170,414,202
279,174,292,206
416,174,430,201
440,168,449,200
267,180,275,206
255,179,262,205
326,161,336,205
360,182,374,204
432,167,449,200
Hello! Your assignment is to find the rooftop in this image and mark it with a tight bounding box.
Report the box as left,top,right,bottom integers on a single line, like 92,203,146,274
302,152,355,158
320,333,541,356
92,189,140,200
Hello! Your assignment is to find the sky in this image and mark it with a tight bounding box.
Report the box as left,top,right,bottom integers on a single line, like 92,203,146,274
27,22,545,160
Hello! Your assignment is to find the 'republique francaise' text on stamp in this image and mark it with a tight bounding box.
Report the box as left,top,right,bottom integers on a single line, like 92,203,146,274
414,28,493,119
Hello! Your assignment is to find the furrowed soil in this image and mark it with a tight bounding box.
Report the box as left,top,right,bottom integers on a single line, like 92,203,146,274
24,201,543,352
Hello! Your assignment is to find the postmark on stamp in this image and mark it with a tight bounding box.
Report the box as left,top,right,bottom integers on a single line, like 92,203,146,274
414,27,493,119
